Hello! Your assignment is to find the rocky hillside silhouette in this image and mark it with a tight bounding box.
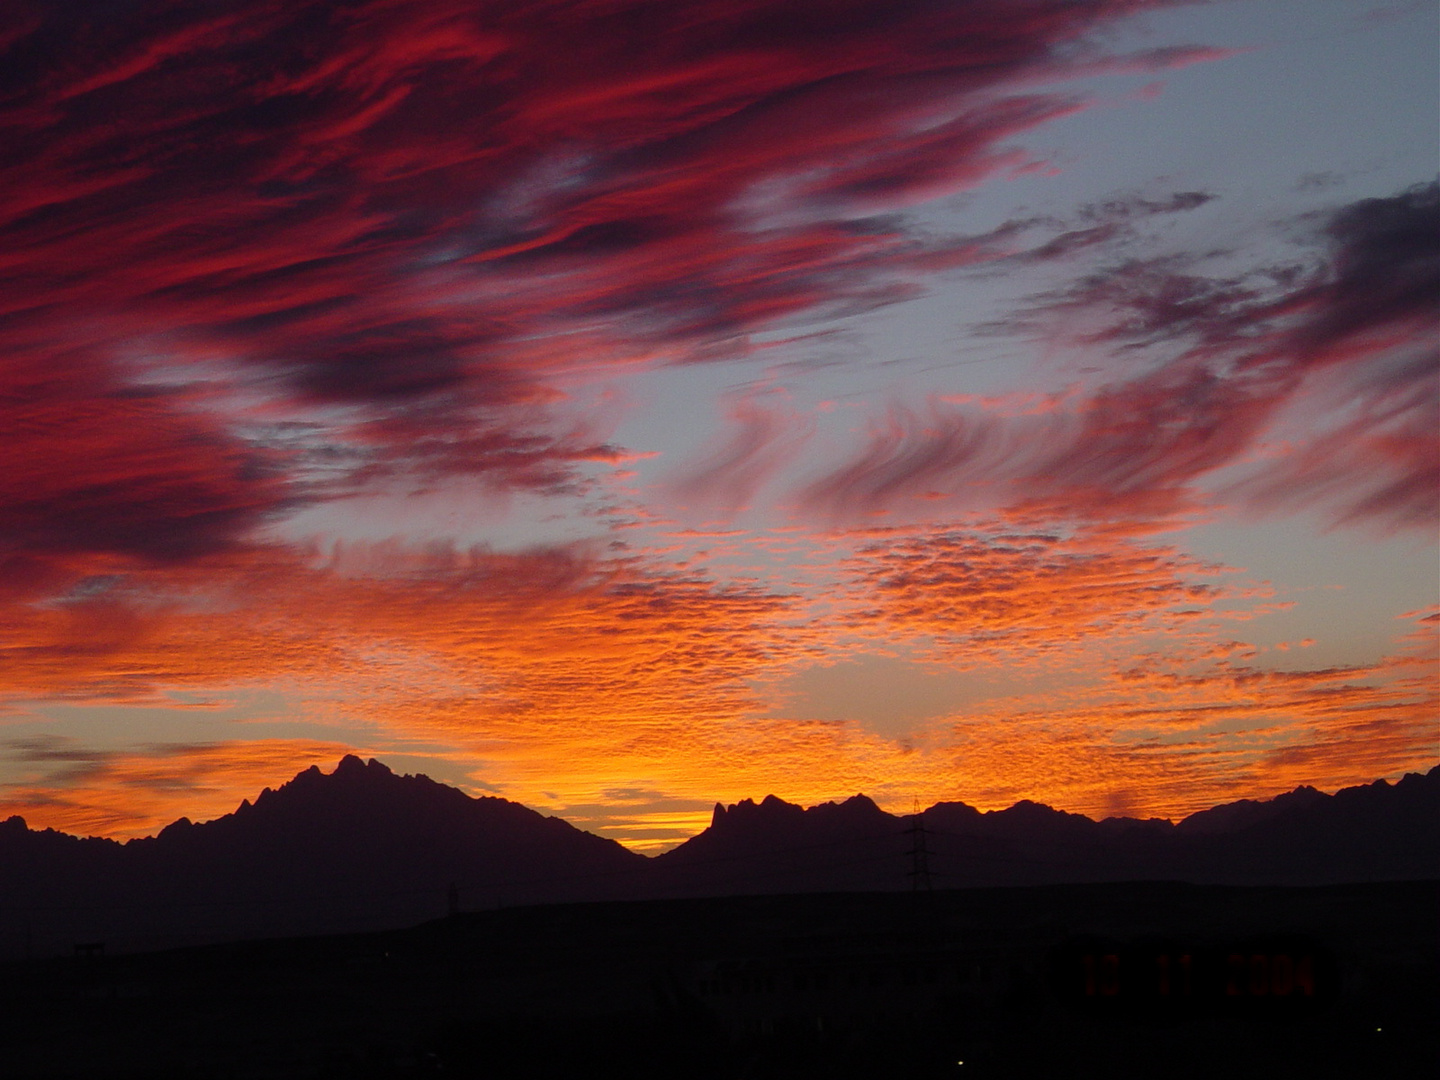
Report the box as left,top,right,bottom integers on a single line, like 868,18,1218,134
0,756,646,954
650,794,902,896
647,768,1438,895
1,758,1435,954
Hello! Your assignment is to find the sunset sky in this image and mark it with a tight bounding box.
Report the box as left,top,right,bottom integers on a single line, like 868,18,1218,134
1,0,1435,852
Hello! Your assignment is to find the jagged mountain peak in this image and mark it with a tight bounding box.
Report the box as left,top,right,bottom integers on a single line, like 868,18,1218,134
157,816,194,839
242,755,469,816
123,757,645,879
1173,768,1440,836
282,754,397,791
991,798,1062,817
923,800,982,820
705,800,887,835
810,794,891,824
711,794,808,828
335,753,384,775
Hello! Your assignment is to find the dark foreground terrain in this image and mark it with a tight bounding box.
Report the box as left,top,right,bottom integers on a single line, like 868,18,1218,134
1,881,1433,1079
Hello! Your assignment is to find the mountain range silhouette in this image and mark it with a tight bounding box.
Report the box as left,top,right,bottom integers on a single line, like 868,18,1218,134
2,756,1436,954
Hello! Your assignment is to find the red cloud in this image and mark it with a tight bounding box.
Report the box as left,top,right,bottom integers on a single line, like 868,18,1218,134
0,0,1205,570
0,352,288,565
1228,354,1438,532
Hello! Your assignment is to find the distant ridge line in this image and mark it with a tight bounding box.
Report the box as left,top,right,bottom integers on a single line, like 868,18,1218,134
1,757,1435,956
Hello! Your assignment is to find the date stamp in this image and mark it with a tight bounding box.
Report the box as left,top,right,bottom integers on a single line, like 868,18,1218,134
1049,936,1337,1019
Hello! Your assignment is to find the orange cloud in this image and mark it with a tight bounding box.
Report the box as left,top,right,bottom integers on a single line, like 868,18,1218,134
831,526,1229,659
933,611,1439,821
0,535,1430,849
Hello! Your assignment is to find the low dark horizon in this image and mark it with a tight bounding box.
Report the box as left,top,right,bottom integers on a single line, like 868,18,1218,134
4,752,1434,964
4,754,1435,1077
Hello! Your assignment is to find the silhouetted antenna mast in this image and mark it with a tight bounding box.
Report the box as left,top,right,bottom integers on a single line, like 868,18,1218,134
905,799,934,892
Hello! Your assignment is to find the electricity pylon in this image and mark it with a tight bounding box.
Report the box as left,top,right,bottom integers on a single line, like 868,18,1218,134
905,800,934,892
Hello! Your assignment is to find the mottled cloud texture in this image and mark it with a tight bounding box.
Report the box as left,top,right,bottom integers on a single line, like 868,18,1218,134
0,1,1433,844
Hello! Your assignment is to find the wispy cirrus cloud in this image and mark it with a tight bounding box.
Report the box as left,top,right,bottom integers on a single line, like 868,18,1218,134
800,363,1275,530
666,387,815,514
806,182,1440,533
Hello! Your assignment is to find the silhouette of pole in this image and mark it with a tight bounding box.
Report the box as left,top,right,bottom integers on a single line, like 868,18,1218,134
904,807,934,892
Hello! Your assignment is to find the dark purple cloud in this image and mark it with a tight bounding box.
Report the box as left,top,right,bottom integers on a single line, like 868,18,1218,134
1289,180,1440,361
